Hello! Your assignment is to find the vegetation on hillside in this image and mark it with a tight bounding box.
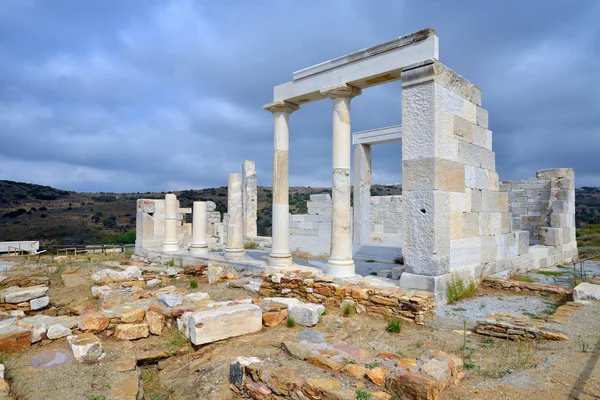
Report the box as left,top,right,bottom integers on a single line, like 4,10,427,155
6,179,600,256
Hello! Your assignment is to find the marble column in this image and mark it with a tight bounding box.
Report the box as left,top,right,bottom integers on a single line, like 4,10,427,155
242,160,258,240
225,173,245,260
189,201,208,255
162,193,179,252
264,100,299,266
320,84,362,277
353,143,372,246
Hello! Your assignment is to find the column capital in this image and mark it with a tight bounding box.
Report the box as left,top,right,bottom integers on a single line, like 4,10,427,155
320,83,362,99
264,100,299,114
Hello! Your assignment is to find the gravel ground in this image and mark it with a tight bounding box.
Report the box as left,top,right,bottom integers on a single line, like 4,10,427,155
436,295,555,323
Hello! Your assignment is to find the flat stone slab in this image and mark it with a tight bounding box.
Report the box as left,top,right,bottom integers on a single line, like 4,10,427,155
185,304,262,345
158,294,184,307
574,282,600,301
1,285,48,303
30,295,50,311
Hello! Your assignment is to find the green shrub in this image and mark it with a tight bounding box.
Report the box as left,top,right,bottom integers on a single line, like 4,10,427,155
386,318,403,334
103,231,135,245
447,274,478,304
286,316,296,328
244,242,258,250
355,390,371,400
190,280,198,289
364,362,380,370
342,302,353,317
166,259,175,267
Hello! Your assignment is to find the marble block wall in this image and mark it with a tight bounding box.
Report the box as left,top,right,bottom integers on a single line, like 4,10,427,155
500,179,551,244
289,194,403,255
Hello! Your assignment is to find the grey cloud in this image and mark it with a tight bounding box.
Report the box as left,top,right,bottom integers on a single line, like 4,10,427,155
0,0,598,192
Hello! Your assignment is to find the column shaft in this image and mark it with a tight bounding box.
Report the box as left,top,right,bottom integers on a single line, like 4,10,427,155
264,100,299,266
225,173,245,260
190,201,208,255
162,193,179,252
353,143,372,246
321,84,361,277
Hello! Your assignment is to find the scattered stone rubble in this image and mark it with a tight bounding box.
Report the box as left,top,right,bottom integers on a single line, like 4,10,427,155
474,309,579,341
482,276,572,298
259,272,434,324
0,281,50,313
230,333,465,400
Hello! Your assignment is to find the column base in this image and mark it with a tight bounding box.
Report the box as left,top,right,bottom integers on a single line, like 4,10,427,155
224,248,245,261
162,242,179,252
189,245,208,256
269,253,293,267
327,259,355,277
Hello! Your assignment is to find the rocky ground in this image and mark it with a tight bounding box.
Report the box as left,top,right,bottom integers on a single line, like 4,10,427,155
0,254,598,399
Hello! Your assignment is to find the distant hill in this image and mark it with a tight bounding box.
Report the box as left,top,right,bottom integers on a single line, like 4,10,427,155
0,180,403,246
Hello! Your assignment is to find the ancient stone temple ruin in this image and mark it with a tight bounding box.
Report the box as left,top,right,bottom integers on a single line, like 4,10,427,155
135,28,577,303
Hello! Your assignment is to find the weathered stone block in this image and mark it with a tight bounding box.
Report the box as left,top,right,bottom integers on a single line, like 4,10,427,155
453,115,474,143
67,333,104,363
403,158,465,192
450,189,471,212
462,213,479,238
187,304,262,345
403,191,451,276
494,192,508,212
574,283,600,301
476,106,489,129
457,141,495,171
450,237,482,269
450,212,463,240
481,235,497,264
516,231,529,255
289,303,325,327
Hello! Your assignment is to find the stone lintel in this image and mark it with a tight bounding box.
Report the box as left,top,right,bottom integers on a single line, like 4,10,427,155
353,125,402,145
273,31,438,104
293,28,437,81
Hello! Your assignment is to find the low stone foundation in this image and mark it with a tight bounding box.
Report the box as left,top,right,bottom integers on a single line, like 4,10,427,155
475,312,570,341
482,277,573,299
258,272,435,324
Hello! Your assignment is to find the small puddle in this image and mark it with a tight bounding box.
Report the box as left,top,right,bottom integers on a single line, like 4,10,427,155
31,350,74,370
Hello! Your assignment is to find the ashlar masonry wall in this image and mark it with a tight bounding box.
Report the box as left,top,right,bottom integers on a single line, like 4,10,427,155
500,179,551,244
501,168,577,267
289,194,403,255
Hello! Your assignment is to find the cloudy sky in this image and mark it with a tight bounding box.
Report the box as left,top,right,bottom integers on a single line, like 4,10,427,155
0,0,598,193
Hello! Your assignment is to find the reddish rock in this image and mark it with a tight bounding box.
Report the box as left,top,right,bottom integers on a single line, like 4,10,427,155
386,371,440,400
430,351,463,376
372,392,392,400
121,308,145,324
0,326,31,352
306,354,342,371
397,357,418,372
262,309,288,327
377,352,399,360
114,324,150,341
79,313,110,332
146,306,165,335
366,367,387,386
245,381,272,399
341,364,368,380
